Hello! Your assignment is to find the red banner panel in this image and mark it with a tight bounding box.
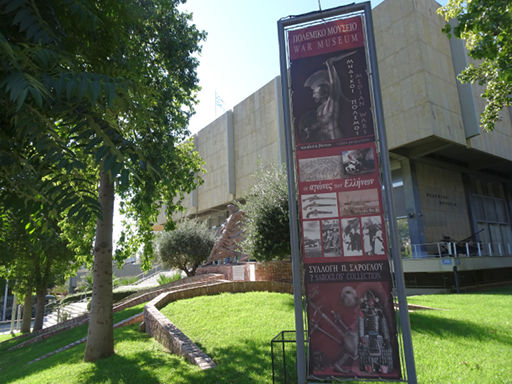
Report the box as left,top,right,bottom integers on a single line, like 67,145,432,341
288,16,364,61
288,15,401,380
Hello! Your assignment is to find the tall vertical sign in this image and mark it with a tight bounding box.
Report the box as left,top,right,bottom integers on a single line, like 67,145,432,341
278,3,416,383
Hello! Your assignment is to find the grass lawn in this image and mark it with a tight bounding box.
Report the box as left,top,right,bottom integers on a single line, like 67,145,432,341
0,287,510,383
159,291,296,384
407,285,512,384
0,332,23,343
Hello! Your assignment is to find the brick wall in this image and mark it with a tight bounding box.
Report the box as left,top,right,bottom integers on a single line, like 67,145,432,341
196,265,233,280
253,260,293,282
197,260,293,282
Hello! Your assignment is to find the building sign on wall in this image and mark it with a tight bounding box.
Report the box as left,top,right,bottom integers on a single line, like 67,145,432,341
287,15,401,380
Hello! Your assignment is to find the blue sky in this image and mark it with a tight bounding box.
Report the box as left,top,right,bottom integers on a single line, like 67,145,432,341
180,0,389,134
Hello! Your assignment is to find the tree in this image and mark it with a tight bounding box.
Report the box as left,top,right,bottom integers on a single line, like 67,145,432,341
438,0,512,131
1,0,204,361
242,164,291,261
0,194,80,332
155,219,215,277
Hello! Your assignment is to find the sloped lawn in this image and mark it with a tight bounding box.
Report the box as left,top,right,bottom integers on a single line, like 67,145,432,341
0,288,510,383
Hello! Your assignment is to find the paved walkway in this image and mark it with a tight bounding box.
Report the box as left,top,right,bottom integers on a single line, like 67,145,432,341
116,269,181,290
0,301,89,335
0,269,178,336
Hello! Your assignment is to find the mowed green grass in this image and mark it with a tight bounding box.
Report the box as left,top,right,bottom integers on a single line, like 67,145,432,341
407,286,512,384
159,291,296,384
0,288,510,384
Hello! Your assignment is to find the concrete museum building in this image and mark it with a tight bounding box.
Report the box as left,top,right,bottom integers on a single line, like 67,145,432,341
156,0,512,290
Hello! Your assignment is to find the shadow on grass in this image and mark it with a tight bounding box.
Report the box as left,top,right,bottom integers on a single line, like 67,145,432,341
181,340,276,384
83,326,279,384
462,284,512,295
0,333,32,352
80,350,169,384
409,311,512,346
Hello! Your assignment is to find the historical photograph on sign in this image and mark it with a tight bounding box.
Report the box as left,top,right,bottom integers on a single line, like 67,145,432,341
299,155,342,182
341,218,362,256
291,47,374,147
362,216,385,256
303,220,322,258
306,280,400,378
339,188,380,217
302,193,338,219
341,146,375,176
321,219,342,257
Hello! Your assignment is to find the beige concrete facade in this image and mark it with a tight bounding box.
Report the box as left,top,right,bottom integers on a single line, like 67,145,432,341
163,0,512,270
373,0,466,148
173,76,286,227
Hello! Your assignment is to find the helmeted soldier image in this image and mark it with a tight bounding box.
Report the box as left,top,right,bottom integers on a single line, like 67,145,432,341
298,51,356,142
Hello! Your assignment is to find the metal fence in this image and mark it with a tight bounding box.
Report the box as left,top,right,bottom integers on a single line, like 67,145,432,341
403,241,512,258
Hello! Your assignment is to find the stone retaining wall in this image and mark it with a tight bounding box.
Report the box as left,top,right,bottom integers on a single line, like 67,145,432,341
143,280,293,370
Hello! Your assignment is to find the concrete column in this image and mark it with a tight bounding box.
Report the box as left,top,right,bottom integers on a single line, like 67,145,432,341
401,158,426,256
191,135,199,209
274,76,287,165
448,21,480,139
226,110,236,196
462,173,479,239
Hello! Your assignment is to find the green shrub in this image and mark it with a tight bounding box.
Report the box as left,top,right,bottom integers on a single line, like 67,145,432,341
242,164,291,261
154,219,215,276
60,292,90,305
157,273,181,286
113,276,139,288
75,272,93,293
49,283,68,297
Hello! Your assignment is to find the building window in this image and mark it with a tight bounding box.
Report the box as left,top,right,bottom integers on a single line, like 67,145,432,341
471,179,512,255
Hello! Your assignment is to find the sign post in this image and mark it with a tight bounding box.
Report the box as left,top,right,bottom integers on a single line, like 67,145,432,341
278,2,417,383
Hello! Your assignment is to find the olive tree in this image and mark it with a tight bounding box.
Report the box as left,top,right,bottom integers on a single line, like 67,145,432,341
155,219,216,277
242,164,291,261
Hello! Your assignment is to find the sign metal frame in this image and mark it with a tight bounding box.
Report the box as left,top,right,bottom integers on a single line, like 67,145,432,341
277,2,417,383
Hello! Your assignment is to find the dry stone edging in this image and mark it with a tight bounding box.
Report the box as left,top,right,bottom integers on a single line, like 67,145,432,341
143,279,293,370
8,313,90,351
114,274,225,311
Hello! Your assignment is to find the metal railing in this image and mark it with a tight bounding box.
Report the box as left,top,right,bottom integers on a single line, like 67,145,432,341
402,241,512,258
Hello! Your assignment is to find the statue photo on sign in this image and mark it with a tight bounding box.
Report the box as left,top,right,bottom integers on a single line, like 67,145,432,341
298,51,356,143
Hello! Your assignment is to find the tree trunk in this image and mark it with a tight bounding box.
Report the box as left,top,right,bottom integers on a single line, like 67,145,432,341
84,171,114,362
33,288,46,331
34,253,52,331
21,290,32,333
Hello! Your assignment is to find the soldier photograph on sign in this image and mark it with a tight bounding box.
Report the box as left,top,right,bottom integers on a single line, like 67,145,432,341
341,217,362,256
341,146,376,176
321,219,342,257
291,47,374,147
303,220,322,258
362,215,385,256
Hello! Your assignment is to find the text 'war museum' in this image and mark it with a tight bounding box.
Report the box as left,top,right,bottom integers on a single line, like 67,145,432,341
155,0,512,292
